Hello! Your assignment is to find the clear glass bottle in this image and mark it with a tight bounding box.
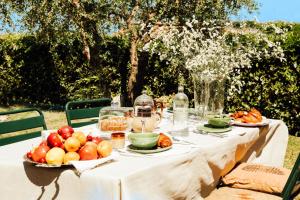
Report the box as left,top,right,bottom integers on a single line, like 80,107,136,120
172,86,189,136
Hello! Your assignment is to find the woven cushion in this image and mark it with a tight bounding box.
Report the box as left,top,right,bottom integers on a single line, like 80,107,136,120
205,187,281,200
222,163,291,194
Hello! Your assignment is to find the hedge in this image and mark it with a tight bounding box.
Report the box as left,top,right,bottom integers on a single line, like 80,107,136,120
0,34,129,107
0,23,299,136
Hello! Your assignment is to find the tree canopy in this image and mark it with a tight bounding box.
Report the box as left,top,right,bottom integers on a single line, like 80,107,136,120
0,0,258,105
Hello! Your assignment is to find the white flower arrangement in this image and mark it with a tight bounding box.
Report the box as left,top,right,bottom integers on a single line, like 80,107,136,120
143,19,285,80
143,20,287,98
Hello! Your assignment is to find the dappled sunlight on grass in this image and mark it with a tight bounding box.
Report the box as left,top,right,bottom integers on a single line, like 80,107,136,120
43,111,67,130
284,135,300,169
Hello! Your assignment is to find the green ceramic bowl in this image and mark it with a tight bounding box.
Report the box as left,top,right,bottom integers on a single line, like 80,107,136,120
208,116,231,128
128,133,159,149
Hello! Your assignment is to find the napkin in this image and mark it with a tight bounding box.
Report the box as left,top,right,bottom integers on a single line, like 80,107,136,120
70,152,119,173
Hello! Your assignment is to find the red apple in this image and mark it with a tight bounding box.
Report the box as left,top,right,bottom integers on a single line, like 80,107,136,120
47,132,63,148
39,140,48,147
32,145,50,162
79,144,98,160
87,134,93,141
91,136,103,145
60,143,65,150
39,157,47,163
58,125,74,139
27,151,33,159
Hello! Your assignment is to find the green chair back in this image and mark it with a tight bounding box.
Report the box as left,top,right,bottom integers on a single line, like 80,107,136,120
65,98,111,128
282,153,300,200
0,108,47,146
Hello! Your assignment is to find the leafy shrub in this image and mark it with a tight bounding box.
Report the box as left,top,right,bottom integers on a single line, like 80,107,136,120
0,34,129,107
225,23,299,136
0,22,299,136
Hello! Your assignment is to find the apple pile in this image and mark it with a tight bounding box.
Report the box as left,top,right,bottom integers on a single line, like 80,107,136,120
26,125,113,165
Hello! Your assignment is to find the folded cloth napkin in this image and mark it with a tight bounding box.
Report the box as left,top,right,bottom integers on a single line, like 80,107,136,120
70,152,119,173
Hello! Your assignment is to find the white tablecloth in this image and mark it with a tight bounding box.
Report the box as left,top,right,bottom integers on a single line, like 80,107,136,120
0,118,288,200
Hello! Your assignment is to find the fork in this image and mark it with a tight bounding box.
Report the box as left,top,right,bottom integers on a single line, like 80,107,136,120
172,136,199,145
193,129,227,138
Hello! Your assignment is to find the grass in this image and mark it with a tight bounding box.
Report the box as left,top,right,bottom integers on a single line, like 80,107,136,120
284,135,300,169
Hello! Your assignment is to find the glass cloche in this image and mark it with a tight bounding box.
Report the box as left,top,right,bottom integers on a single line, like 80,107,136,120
132,90,160,132
133,90,154,118
98,103,133,132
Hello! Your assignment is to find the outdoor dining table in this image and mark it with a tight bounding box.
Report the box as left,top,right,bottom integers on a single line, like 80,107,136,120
0,114,288,200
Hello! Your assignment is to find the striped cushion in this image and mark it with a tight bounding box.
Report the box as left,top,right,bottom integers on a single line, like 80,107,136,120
222,163,290,194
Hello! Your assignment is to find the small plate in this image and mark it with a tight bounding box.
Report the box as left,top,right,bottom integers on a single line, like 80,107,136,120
127,144,172,154
23,155,71,168
197,124,232,133
231,117,270,127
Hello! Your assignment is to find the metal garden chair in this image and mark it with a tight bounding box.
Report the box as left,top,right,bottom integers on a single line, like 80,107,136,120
0,108,47,146
65,98,111,128
282,153,300,199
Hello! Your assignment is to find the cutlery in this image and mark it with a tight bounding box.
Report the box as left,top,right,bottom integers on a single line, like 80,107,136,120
193,130,227,138
172,136,199,145
115,149,154,157
194,129,247,137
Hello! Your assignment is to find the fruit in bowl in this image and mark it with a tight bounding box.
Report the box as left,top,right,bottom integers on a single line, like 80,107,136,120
128,133,159,149
64,137,81,152
58,125,74,139
79,144,98,160
46,147,66,165
31,144,50,163
25,125,113,166
97,140,113,158
64,152,80,164
73,131,87,146
47,132,63,148
208,115,231,128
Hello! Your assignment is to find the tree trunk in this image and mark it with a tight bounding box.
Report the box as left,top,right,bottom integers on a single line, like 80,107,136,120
127,33,139,106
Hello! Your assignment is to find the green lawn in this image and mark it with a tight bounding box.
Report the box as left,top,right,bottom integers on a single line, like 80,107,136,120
1,105,299,169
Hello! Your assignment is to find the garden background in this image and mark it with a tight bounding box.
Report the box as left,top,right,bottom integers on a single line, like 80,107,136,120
1,22,299,136
0,1,299,169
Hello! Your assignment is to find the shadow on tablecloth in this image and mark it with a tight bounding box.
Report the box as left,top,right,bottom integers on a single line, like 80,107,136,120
23,161,72,200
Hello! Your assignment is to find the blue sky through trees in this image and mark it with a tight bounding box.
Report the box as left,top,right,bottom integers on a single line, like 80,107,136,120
233,0,300,22
1,0,299,34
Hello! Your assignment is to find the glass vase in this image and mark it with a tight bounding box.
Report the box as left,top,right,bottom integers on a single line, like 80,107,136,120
207,77,225,116
192,72,225,120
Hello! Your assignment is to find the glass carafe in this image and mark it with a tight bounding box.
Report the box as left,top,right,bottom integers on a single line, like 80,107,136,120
172,86,189,136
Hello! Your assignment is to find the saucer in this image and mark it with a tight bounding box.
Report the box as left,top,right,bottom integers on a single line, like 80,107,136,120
127,144,172,154
197,124,232,133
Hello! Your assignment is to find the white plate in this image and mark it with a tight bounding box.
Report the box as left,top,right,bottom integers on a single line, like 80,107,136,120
231,116,270,127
